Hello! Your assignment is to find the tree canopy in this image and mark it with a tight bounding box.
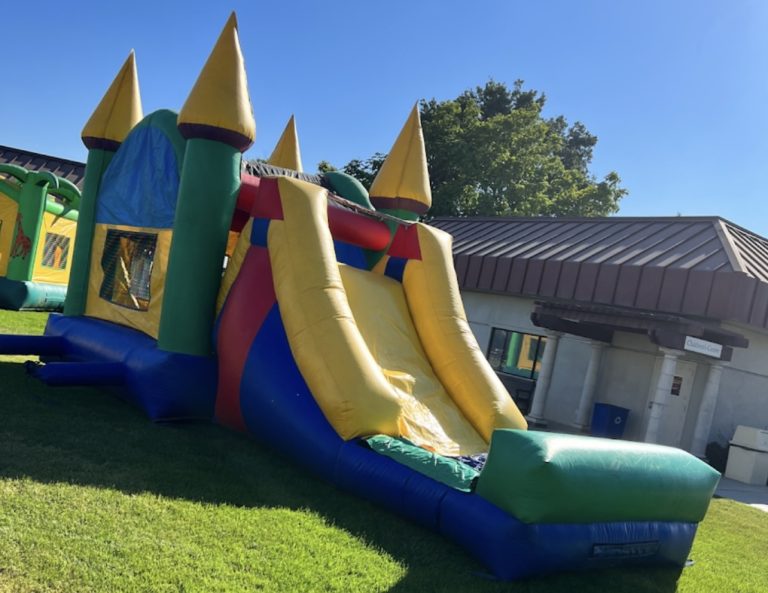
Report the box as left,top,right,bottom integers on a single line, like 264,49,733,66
328,80,627,218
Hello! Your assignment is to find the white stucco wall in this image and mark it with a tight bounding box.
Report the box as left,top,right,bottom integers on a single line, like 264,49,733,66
592,334,657,441
709,323,768,444
682,361,710,448
541,336,592,426
461,290,768,450
462,291,540,336
462,291,656,434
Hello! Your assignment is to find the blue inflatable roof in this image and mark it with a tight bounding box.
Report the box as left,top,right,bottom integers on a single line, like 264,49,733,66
96,110,184,229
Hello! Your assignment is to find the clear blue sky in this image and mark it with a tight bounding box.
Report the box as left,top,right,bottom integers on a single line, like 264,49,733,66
3,1,768,234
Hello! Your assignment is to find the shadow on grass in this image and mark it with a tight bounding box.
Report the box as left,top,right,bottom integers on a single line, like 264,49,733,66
0,361,683,593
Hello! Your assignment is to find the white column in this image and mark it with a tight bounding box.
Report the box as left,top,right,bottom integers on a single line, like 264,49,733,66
526,331,561,425
644,348,680,444
690,362,724,458
572,341,607,431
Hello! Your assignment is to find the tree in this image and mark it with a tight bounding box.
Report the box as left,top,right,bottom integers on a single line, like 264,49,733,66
317,160,337,173
340,80,627,217
341,153,386,189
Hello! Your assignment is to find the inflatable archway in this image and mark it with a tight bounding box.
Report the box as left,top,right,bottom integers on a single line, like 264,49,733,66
0,164,80,310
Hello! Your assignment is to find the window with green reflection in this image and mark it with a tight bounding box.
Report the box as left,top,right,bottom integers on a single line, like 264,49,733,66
487,328,547,380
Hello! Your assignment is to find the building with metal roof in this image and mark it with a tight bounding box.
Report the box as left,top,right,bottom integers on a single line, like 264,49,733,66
431,215,768,460
0,145,85,189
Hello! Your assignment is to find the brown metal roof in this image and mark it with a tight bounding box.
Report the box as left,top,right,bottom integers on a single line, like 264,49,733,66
430,216,768,331
0,145,85,189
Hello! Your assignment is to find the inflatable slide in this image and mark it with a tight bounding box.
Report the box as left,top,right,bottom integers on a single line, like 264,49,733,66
210,172,719,581
0,14,720,581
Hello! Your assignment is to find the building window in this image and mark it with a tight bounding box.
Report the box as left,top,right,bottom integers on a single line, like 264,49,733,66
41,233,71,269
487,328,547,380
99,229,156,311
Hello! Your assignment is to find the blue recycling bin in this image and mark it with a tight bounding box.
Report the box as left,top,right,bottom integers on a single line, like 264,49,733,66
591,403,630,438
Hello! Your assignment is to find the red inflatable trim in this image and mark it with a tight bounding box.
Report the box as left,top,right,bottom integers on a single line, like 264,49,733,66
328,202,391,251
248,177,284,220
236,173,260,216
236,175,391,251
387,224,421,260
215,246,276,431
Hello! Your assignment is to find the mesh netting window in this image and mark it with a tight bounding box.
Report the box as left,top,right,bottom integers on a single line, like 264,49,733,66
100,229,157,311
41,233,71,269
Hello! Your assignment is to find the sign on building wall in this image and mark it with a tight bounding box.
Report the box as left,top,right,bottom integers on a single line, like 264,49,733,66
683,336,723,359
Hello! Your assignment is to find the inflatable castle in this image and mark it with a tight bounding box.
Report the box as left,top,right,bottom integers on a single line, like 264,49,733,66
0,161,81,310
0,14,720,581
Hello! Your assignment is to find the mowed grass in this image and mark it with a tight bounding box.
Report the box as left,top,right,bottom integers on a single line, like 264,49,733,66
1,310,767,592
0,310,48,363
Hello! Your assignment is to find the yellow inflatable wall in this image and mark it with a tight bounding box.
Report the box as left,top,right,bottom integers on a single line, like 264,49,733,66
401,224,528,441
0,193,18,276
85,223,172,339
340,263,487,455
267,178,403,441
31,211,77,285
217,219,252,315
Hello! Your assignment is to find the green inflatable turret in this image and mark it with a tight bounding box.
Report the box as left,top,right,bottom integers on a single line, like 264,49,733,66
64,51,143,316
157,13,255,356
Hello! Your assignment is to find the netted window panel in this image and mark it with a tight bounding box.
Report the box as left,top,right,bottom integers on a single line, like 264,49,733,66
100,229,157,311
42,233,71,269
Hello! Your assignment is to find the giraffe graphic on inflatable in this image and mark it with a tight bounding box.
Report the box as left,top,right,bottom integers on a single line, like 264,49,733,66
10,213,32,259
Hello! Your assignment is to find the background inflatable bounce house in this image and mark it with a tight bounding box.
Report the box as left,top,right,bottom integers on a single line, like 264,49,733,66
0,14,721,581
0,162,81,310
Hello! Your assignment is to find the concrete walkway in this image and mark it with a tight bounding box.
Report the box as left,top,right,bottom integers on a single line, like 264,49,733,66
715,476,768,512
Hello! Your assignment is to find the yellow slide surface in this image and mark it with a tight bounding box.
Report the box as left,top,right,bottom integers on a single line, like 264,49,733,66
267,177,525,457
402,224,528,443
341,264,487,456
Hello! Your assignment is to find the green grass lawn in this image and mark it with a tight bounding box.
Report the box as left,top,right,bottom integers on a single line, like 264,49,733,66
0,310,49,364
0,310,767,592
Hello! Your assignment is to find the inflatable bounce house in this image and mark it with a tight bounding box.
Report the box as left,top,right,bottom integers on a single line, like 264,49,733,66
0,162,81,310
0,14,721,581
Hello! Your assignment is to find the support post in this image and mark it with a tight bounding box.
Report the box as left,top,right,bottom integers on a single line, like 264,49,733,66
644,348,680,444
690,362,724,458
526,331,561,426
572,341,607,431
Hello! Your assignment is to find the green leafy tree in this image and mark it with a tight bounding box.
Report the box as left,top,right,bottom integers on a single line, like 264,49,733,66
341,153,387,189
317,160,337,173
341,80,627,217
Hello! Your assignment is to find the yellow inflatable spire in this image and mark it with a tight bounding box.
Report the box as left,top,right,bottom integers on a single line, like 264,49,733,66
267,115,303,171
369,104,432,220
81,50,143,150
178,12,255,151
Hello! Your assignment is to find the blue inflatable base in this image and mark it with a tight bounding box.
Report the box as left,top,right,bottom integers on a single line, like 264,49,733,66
33,312,699,580
43,314,216,420
231,303,698,581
